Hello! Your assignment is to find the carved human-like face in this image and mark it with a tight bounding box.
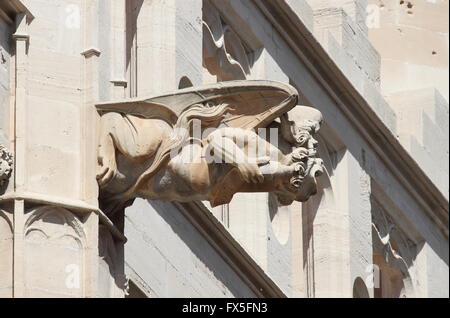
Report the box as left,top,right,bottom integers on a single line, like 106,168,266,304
275,113,324,205
293,157,324,202
292,121,320,155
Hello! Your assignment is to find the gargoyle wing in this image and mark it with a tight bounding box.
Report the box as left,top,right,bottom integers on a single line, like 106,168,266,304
96,80,298,131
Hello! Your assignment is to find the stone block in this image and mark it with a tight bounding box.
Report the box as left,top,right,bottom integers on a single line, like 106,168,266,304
307,0,369,34
313,8,381,87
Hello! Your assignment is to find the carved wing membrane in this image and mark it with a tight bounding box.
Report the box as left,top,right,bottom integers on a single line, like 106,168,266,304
96,80,299,132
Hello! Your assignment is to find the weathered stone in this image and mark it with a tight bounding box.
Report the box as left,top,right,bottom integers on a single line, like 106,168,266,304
0,0,447,299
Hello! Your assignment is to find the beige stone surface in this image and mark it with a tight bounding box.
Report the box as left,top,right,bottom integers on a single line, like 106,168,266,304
368,0,449,184
0,0,447,299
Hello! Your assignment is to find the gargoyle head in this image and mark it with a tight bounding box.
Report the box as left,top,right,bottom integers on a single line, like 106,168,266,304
275,106,324,205
274,154,324,206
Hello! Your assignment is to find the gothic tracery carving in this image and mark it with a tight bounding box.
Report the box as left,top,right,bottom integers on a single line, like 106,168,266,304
25,206,86,245
203,0,252,81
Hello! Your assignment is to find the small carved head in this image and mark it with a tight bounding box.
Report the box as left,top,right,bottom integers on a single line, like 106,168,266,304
276,106,324,205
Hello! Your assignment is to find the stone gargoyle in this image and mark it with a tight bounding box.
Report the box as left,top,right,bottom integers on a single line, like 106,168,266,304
96,80,324,214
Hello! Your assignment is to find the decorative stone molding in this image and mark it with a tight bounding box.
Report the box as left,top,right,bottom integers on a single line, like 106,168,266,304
372,223,410,278
0,209,13,297
0,209,13,232
96,80,324,214
203,0,252,81
372,199,416,266
371,198,416,296
25,206,86,245
22,206,87,297
0,145,13,187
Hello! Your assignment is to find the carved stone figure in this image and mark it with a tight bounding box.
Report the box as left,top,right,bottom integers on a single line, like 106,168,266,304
96,80,324,214
0,145,13,188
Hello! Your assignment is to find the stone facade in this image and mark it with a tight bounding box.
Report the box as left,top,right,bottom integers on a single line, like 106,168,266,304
0,0,448,298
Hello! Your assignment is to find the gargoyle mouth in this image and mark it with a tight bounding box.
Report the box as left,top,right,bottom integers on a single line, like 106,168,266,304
289,158,324,203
